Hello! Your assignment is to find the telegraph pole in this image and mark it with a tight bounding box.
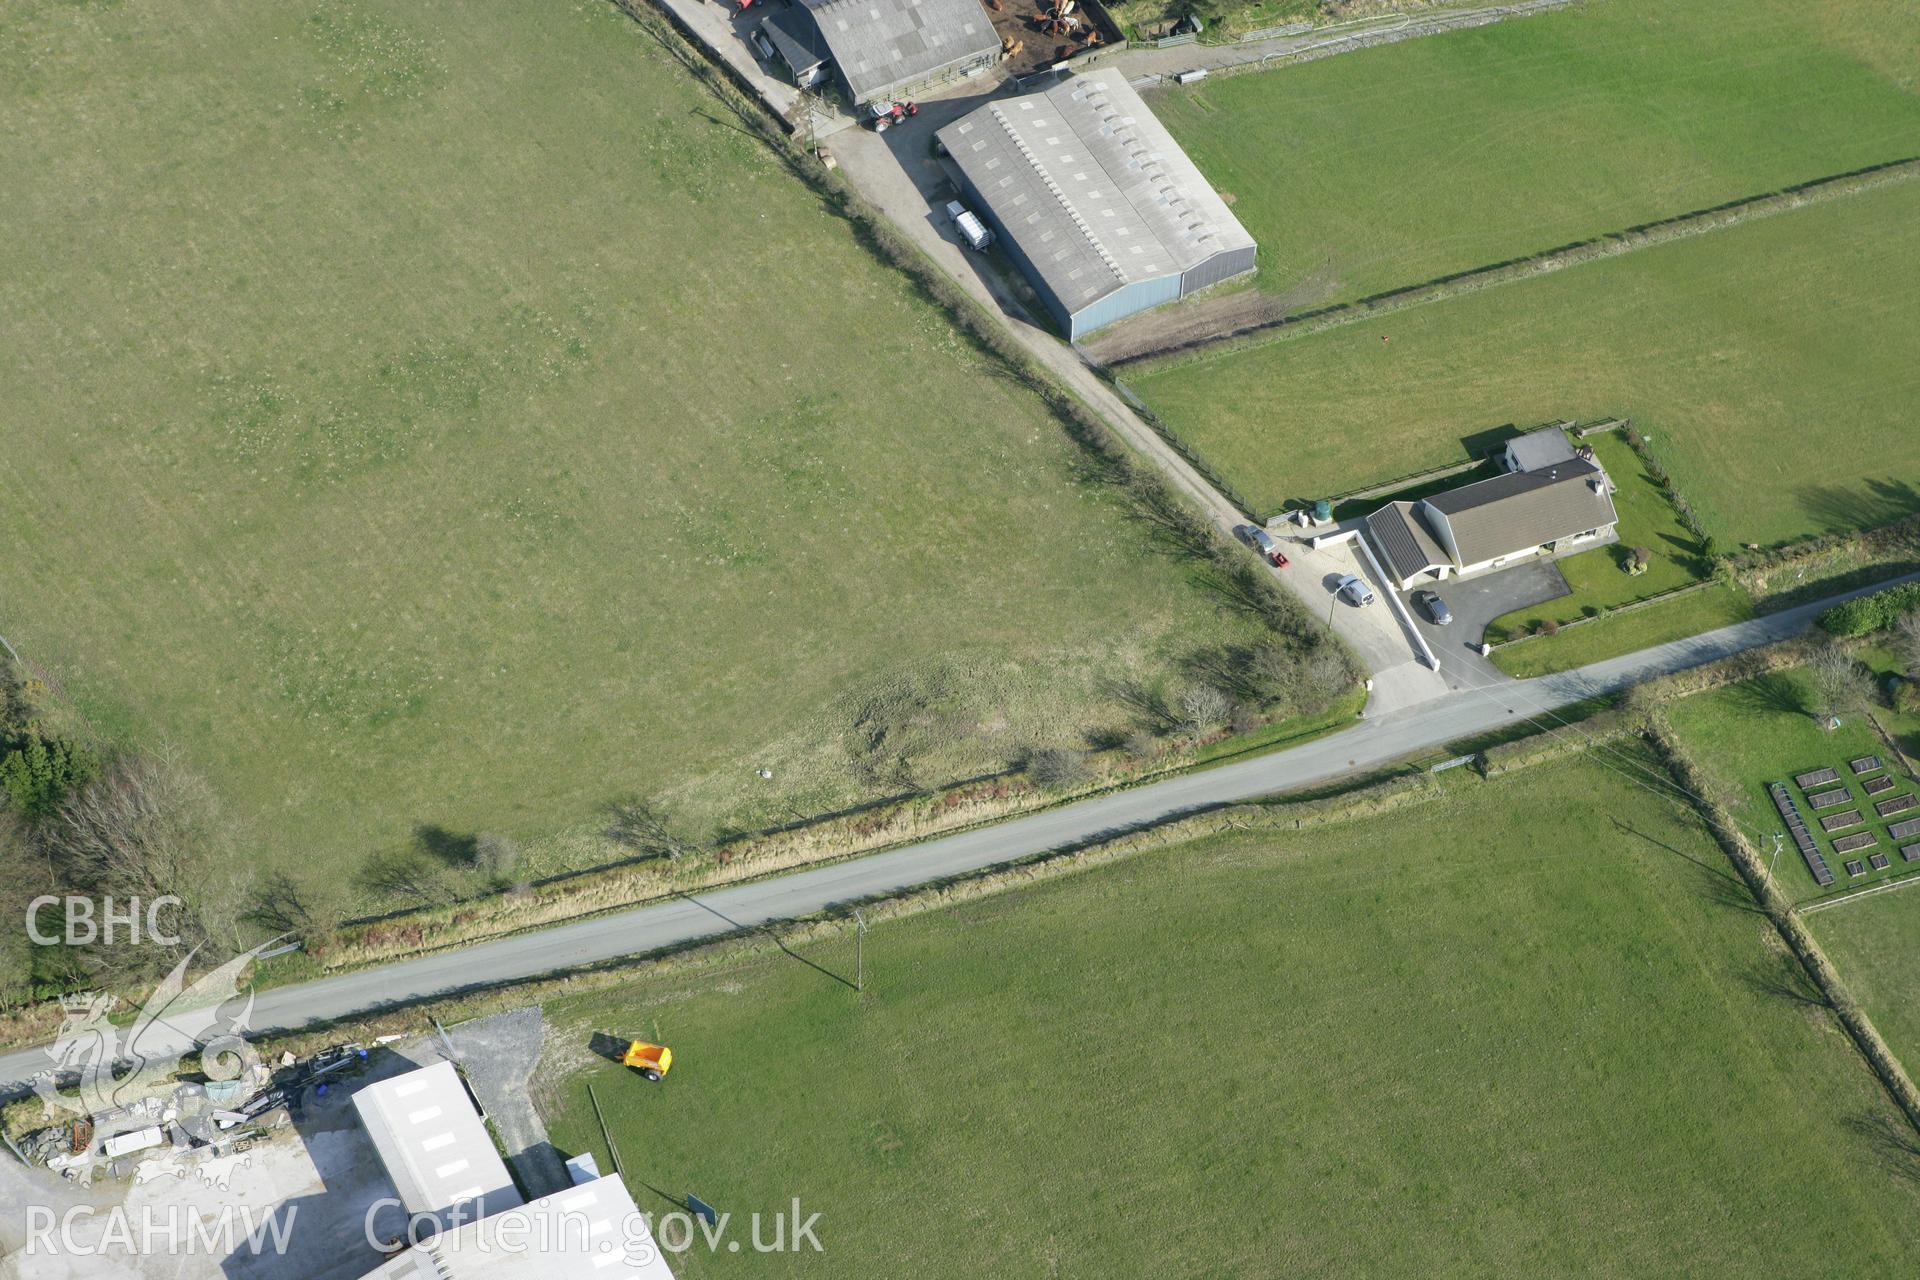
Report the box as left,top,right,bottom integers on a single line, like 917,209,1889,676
853,909,870,993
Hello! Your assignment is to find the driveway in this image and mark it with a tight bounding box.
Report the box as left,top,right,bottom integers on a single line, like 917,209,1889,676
1403,560,1569,687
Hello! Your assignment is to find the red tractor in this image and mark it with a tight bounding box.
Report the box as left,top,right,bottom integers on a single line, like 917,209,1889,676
867,100,919,132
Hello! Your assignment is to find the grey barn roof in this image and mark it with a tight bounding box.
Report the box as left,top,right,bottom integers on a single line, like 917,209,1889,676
1425,458,1617,566
937,69,1257,316
1503,426,1578,473
352,1062,521,1231
1367,501,1450,582
763,10,828,76
800,0,997,102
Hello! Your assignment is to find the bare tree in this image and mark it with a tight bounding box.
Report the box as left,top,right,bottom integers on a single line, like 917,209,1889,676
1025,747,1088,790
1807,643,1873,728
245,868,343,938
1897,611,1920,680
40,749,247,977
604,797,697,861
1180,684,1231,737
473,832,520,880
359,848,447,905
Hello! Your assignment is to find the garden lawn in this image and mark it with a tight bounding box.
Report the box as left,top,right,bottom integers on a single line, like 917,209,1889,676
1808,888,1920,1075
541,758,1920,1278
1130,178,1920,543
1148,0,1920,305
1664,660,1920,901
1489,582,1753,679
0,0,1266,897
1485,432,1712,642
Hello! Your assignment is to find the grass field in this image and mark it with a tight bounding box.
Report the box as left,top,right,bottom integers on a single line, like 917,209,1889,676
1148,0,1920,306
1809,888,1920,1074
0,0,1275,896
541,758,1920,1277
1664,657,1920,901
1131,177,1920,544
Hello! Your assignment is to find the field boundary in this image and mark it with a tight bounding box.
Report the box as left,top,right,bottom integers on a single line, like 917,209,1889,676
1651,724,1920,1138
1113,155,1920,376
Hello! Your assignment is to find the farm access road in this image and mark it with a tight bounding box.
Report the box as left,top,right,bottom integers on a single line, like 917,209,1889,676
4,573,1908,1097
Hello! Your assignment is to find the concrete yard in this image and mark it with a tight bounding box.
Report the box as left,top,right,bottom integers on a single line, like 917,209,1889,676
1,1011,562,1280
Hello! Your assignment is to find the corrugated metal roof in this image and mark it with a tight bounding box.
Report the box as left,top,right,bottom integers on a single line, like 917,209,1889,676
352,1062,521,1230
1423,459,1617,566
763,10,828,75
1367,501,1449,582
936,69,1257,317
356,1175,678,1280
801,0,997,102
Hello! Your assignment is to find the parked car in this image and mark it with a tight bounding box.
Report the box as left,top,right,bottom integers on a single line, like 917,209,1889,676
1233,524,1289,567
1337,574,1376,607
1413,589,1453,625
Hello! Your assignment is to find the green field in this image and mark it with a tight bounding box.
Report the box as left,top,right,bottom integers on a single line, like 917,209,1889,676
0,1,1278,895
1148,0,1920,305
1132,178,1920,544
1664,658,1920,900
542,758,1920,1277
1810,888,1920,1072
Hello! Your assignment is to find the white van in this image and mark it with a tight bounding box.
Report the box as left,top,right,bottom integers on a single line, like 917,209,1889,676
945,200,993,251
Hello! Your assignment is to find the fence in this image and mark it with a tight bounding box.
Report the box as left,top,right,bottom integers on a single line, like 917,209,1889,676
1110,377,1259,519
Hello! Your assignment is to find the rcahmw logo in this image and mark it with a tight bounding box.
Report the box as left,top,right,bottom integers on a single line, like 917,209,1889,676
24,1205,298,1257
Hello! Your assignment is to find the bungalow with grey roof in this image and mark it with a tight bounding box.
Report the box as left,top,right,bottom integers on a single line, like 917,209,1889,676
1366,456,1619,591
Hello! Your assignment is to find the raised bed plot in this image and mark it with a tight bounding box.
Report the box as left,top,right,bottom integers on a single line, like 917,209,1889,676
1845,859,1867,877
1873,794,1916,818
1807,787,1853,809
1890,818,1920,841
1863,774,1897,796
1870,852,1892,870
1850,755,1884,775
1821,809,1866,833
1797,767,1842,789
1833,832,1879,855
1903,843,1920,863
1770,783,1833,886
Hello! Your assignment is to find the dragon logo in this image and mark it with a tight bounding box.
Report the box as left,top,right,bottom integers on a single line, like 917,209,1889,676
32,942,280,1184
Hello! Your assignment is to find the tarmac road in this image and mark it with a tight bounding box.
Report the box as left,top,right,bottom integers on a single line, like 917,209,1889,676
2,573,1909,1095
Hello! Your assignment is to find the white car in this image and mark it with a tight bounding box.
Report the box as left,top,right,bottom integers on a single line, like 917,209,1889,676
1336,574,1376,607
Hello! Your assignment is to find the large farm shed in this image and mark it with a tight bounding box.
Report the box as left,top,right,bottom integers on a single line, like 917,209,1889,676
786,0,1000,104
353,1062,676,1278
936,69,1257,340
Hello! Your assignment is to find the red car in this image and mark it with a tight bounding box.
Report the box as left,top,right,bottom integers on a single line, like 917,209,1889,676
1235,524,1289,568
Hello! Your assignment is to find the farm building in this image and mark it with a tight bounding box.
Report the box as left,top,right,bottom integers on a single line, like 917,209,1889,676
1366,456,1619,590
936,69,1258,339
353,1062,675,1278
781,0,1000,104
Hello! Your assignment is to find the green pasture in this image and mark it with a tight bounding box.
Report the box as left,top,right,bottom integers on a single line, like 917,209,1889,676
543,758,1920,1277
1132,178,1920,545
0,0,1266,897
1150,0,1920,306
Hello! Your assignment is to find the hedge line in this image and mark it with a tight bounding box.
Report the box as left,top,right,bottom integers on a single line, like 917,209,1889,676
1818,581,1920,636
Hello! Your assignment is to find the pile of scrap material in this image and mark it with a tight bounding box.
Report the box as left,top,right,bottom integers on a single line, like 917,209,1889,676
19,1041,372,1184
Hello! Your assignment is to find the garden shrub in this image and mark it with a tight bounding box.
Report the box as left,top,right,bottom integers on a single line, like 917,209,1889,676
1818,582,1920,636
